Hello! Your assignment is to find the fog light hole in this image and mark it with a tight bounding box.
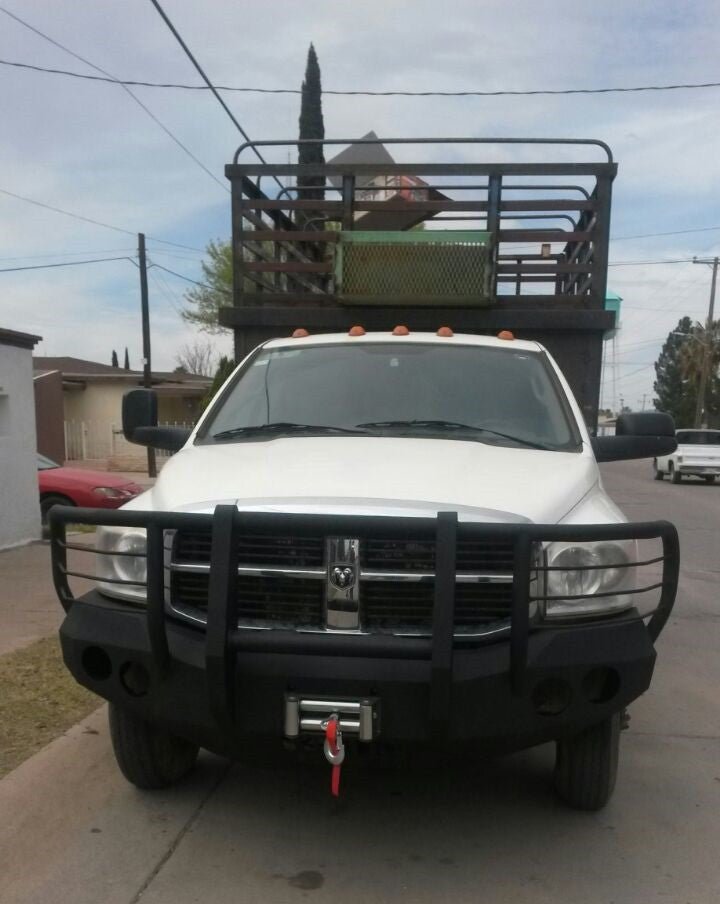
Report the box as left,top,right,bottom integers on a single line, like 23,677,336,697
532,677,573,716
582,667,620,703
119,661,151,697
81,646,112,681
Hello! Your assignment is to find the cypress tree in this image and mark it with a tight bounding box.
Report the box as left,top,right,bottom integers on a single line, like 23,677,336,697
111,349,119,367
124,347,130,370
298,44,325,206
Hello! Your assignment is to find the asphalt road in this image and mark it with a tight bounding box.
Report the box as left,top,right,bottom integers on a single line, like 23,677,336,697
1,459,719,904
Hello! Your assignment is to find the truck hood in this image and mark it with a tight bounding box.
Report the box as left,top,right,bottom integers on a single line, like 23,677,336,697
135,437,598,524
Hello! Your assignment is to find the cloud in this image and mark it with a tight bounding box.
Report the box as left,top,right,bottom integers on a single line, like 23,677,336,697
0,0,717,408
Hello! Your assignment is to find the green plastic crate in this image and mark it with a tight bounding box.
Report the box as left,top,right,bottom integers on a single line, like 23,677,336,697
334,230,493,306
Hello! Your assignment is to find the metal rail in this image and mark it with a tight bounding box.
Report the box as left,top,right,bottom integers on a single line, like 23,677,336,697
227,136,616,320
233,136,614,166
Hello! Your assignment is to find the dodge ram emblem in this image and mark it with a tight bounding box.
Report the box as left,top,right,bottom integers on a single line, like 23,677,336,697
330,565,356,590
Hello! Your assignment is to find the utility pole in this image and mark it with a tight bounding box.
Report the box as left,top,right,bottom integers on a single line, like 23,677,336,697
692,256,719,428
138,233,157,478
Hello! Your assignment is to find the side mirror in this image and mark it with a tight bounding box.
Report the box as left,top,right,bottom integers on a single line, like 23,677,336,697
122,389,191,453
122,389,157,442
591,411,677,463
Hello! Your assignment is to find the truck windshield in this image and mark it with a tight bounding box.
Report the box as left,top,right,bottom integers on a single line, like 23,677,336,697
200,343,580,451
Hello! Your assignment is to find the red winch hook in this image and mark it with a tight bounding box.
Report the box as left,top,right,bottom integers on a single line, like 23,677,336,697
323,714,345,797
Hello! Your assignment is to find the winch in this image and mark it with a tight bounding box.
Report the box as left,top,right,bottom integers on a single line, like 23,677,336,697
284,695,379,797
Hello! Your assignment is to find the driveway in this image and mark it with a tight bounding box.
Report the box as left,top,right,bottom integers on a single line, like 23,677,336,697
1,459,719,903
1,469,154,655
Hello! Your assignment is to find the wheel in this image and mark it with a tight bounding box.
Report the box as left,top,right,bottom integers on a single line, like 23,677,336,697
40,493,75,526
653,461,664,480
553,713,621,811
669,463,682,484
704,475,716,484
108,704,199,789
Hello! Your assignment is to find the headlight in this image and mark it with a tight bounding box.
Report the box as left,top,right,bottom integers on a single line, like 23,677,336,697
542,540,635,620
96,527,147,604
93,486,133,498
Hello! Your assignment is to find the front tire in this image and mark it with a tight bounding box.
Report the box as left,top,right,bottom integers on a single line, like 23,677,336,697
40,493,75,526
670,463,682,484
653,461,664,480
109,704,199,789
553,713,621,811
704,475,716,484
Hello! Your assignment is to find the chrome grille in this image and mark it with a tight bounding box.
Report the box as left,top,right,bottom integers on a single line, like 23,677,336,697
169,528,514,636
174,529,324,568
363,537,515,572
172,571,324,627
363,538,435,571
363,582,513,631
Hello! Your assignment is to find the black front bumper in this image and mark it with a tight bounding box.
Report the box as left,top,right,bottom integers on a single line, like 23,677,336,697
51,506,679,756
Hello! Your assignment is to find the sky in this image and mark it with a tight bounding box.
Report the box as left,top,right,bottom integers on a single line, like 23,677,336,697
1,0,718,409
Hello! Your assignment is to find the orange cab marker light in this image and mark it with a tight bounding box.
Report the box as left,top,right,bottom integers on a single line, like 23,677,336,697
392,325,410,335
348,325,366,336
292,328,309,338
437,326,454,337
497,330,515,341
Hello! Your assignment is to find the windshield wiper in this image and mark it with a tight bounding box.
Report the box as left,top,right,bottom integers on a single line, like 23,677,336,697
356,419,555,451
212,422,368,440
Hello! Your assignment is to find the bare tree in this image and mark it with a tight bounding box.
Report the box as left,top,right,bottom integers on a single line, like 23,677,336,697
175,341,216,377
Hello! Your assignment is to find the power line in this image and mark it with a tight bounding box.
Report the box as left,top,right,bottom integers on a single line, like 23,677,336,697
0,247,135,262
615,337,668,352
615,363,655,381
148,267,183,317
0,186,203,251
0,255,135,274
4,56,720,97
144,247,206,261
151,261,231,295
612,225,720,241
153,265,188,308
146,0,283,193
0,7,228,195
608,258,696,267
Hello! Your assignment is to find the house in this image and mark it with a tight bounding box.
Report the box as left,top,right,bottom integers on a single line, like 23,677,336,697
327,131,450,231
33,357,212,464
0,327,42,549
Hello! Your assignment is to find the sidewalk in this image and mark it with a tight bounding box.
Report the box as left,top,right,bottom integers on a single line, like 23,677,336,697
0,540,92,656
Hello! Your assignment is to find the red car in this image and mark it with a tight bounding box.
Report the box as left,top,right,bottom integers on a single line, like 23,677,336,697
38,454,144,524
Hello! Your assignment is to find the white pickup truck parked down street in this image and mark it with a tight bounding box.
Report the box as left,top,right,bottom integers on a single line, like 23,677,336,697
48,331,680,812
654,428,720,484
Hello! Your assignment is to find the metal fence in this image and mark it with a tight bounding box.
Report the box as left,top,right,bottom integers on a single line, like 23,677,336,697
63,421,193,462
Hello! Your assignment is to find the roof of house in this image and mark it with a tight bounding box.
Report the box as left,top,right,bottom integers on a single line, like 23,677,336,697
327,131,397,171
0,327,42,350
326,132,447,230
32,356,211,385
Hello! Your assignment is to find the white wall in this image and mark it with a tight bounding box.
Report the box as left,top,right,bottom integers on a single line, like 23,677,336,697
0,343,41,548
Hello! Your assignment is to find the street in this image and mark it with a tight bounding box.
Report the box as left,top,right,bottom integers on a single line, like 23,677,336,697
1,459,719,903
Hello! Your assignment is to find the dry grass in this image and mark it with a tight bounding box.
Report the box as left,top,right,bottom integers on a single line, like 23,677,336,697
0,635,100,778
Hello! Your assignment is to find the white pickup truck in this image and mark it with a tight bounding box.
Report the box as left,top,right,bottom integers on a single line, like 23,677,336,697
654,428,720,483
49,330,679,811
